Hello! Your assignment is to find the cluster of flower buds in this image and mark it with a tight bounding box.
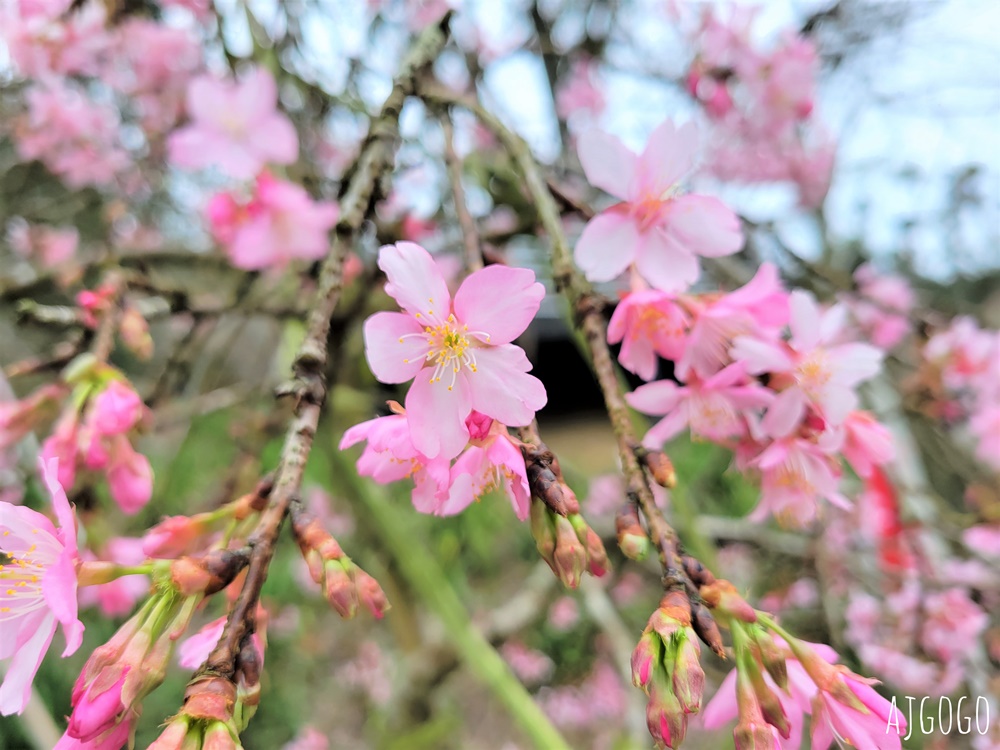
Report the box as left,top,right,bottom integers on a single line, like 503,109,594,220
703,615,908,749
57,586,201,748
290,500,389,619
523,441,608,588
39,355,153,513
630,590,705,749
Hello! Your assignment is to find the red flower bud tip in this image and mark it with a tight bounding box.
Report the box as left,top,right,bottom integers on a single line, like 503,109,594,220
583,527,610,577
631,631,660,689
646,668,687,749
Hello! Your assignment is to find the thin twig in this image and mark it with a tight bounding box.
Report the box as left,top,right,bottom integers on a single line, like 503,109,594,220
440,115,484,273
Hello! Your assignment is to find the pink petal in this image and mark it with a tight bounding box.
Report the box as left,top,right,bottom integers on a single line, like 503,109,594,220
574,212,639,283
0,612,56,716
489,437,531,520
378,242,451,324
255,113,299,166
465,345,546,427
405,372,472,460
634,228,700,293
453,265,544,345
731,336,794,375
762,387,807,439
627,380,683,416
577,129,637,199
789,291,821,352
700,669,739,728
643,407,690,447
636,119,697,197
233,67,278,123
185,74,224,124
363,312,428,384
664,195,742,258
42,550,83,656
618,330,658,381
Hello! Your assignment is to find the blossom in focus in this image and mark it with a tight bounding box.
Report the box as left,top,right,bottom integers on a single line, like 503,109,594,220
362,242,546,459
574,119,742,292
0,458,84,716
607,289,689,381
432,413,531,520
207,173,338,270
168,67,298,179
628,362,773,448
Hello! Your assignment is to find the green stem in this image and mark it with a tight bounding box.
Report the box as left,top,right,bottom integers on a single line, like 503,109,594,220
332,451,572,750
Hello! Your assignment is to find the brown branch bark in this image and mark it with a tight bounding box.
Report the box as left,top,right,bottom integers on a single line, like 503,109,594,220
190,13,454,689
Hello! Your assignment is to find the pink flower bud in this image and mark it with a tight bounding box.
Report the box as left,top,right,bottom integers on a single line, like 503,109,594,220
734,720,781,750
202,722,239,750
119,305,153,360
147,718,194,750
143,515,211,558
631,631,660,689
355,570,390,619
89,380,143,436
323,560,358,619
67,670,128,742
106,437,153,514
671,633,704,715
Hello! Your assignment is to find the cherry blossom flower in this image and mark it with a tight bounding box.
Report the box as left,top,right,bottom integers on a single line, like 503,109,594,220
607,289,689,381
432,413,531,520
837,410,895,479
362,242,546,460
811,677,904,750
733,290,882,430
207,173,338,270
338,411,450,512
574,119,742,292
168,67,298,179
676,263,789,381
0,458,83,716
629,362,773,448
748,437,848,527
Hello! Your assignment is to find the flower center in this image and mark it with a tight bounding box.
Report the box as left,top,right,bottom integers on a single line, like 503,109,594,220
401,313,490,391
796,350,832,397
632,196,669,233
0,537,49,618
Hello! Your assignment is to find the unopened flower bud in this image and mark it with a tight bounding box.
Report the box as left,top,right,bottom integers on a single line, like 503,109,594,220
671,633,705,715
631,631,661,688
171,549,250,597
147,718,197,750
690,600,726,659
355,569,390,619
734,720,781,750
553,515,586,589
639,448,676,488
529,498,557,567
323,559,358,619
616,502,650,561
582,527,609,576
646,667,687,749
751,629,788,690
701,579,757,623
143,515,214,559
203,721,240,750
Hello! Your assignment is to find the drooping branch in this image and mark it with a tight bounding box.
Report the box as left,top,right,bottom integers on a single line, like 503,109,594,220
188,13,454,691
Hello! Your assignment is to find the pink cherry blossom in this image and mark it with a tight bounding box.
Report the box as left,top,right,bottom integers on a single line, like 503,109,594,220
574,119,742,292
677,263,789,381
919,588,988,663
970,404,1000,470
433,415,531,520
607,289,689,381
628,362,773,448
177,616,226,669
363,242,546,460
811,677,904,750
556,59,605,122
8,222,79,266
838,410,895,478
105,438,154,514
282,727,330,750
0,458,83,716
168,67,298,179
207,173,338,270
15,81,129,189
748,436,848,527
338,411,450,511
1,1,109,79
964,524,1000,559
733,290,882,430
